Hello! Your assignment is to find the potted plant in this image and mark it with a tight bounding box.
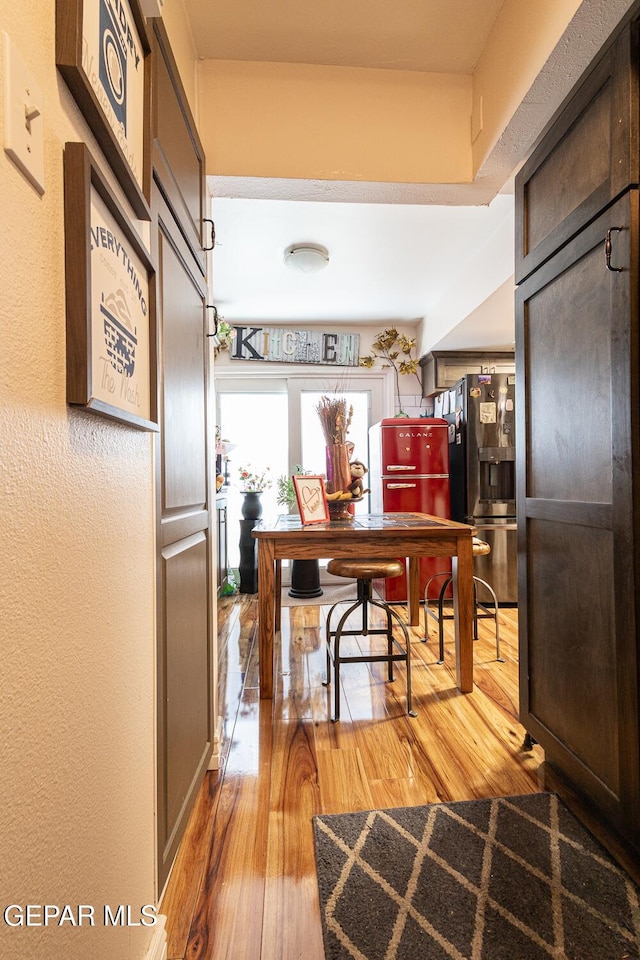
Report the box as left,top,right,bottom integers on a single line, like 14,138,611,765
237,465,272,519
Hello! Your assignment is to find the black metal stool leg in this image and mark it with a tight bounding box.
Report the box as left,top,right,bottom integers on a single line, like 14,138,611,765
437,576,451,663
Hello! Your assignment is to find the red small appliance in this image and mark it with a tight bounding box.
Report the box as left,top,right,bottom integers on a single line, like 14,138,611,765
368,418,451,601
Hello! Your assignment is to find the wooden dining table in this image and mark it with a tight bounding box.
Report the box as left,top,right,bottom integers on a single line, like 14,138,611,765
252,512,476,700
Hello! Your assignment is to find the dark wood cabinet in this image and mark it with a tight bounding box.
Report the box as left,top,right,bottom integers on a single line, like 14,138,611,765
420,350,515,396
516,21,640,857
515,22,639,284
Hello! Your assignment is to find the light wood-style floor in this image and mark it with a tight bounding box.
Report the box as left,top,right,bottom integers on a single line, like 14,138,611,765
161,591,544,960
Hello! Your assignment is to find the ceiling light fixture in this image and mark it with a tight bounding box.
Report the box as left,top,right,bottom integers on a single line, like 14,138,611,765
284,243,329,274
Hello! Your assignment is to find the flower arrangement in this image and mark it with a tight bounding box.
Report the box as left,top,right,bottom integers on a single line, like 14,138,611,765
315,395,353,445
238,465,272,492
359,327,422,416
213,320,235,358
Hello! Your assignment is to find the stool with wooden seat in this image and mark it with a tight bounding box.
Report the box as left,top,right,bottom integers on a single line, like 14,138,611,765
423,537,504,663
323,557,416,722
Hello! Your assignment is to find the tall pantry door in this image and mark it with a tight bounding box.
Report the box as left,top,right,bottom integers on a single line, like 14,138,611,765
151,20,215,891
515,20,640,856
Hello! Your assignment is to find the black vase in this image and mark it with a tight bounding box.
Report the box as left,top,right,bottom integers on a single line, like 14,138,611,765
241,490,263,520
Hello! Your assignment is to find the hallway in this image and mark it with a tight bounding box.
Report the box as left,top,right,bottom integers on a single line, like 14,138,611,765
161,596,542,959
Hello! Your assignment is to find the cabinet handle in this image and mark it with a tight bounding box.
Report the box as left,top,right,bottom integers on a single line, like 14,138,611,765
205,304,219,337
203,218,216,251
605,228,623,272
387,482,416,489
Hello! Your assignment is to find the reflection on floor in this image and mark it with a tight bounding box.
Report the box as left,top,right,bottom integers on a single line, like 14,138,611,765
161,596,543,960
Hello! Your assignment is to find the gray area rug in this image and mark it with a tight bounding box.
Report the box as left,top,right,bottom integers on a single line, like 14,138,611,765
313,792,640,960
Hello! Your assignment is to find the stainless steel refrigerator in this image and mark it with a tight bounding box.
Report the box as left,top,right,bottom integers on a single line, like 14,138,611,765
368,417,451,601
440,373,517,604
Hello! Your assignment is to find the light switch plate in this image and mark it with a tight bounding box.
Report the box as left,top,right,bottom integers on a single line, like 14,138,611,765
3,31,45,195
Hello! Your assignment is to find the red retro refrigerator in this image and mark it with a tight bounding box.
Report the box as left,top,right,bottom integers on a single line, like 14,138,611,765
368,418,451,601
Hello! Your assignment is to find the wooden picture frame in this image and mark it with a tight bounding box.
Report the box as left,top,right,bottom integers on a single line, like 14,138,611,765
56,0,151,220
63,141,158,431
293,475,330,525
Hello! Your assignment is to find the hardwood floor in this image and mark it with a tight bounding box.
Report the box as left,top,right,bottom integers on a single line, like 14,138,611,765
161,591,544,959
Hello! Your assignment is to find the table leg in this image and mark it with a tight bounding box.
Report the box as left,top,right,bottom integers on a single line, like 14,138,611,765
452,536,474,693
408,557,420,625
275,559,282,632
257,538,276,699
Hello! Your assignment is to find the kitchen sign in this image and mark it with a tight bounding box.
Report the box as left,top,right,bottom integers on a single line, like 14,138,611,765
231,326,360,367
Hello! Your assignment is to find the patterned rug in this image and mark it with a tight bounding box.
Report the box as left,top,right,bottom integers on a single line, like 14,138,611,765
313,792,640,960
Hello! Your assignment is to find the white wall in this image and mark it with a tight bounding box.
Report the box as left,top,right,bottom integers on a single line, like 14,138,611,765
0,3,157,958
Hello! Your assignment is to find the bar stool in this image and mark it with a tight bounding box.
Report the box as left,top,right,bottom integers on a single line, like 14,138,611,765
423,537,504,663
323,558,416,722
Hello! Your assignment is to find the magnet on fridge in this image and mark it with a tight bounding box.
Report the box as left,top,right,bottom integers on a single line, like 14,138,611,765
499,385,508,394
508,375,516,385
448,423,456,442
478,374,491,384
506,399,514,411
470,387,481,398
456,434,462,444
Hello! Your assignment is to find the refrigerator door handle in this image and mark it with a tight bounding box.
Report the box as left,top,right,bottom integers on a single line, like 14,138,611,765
387,482,417,489
386,464,416,471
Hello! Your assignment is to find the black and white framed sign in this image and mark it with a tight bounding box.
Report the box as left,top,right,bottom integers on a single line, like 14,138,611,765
63,142,158,431
56,0,151,220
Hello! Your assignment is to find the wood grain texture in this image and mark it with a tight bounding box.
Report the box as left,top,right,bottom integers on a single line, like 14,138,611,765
161,596,546,959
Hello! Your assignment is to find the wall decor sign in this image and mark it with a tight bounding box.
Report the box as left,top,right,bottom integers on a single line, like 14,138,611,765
56,0,151,220
63,142,158,431
231,326,360,367
293,475,330,525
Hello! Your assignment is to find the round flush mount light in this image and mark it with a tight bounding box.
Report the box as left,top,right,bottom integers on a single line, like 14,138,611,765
284,243,329,274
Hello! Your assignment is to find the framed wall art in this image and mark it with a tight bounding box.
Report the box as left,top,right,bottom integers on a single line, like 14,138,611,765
63,141,158,431
56,0,151,220
293,475,330,525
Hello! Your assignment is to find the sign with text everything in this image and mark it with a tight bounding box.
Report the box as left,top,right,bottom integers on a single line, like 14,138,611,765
231,327,360,367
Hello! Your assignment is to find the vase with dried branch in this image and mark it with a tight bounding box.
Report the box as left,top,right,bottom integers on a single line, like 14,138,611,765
316,395,354,519
359,327,423,417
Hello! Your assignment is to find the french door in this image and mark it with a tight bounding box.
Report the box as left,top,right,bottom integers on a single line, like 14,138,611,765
216,371,391,574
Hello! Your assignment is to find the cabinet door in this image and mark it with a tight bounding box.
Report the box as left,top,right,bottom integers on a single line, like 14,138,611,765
151,20,215,892
516,191,640,847
515,22,639,283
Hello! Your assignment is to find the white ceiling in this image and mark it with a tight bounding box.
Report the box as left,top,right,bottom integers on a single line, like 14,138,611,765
181,0,634,348
210,194,514,327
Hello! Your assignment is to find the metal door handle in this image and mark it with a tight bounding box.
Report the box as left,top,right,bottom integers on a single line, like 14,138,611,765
387,464,416,471
203,218,216,251
605,228,623,272
387,483,416,489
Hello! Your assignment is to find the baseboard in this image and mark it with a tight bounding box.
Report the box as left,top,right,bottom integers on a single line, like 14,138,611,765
208,715,224,770
144,913,167,960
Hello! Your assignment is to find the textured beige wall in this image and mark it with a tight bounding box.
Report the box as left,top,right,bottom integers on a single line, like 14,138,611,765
161,0,198,117
198,59,472,183
0,2,156,958
472,0,582,173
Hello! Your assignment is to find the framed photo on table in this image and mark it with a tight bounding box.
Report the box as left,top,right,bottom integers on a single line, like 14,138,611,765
63,141,158,431
293,475,330,525
56,0,151,219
